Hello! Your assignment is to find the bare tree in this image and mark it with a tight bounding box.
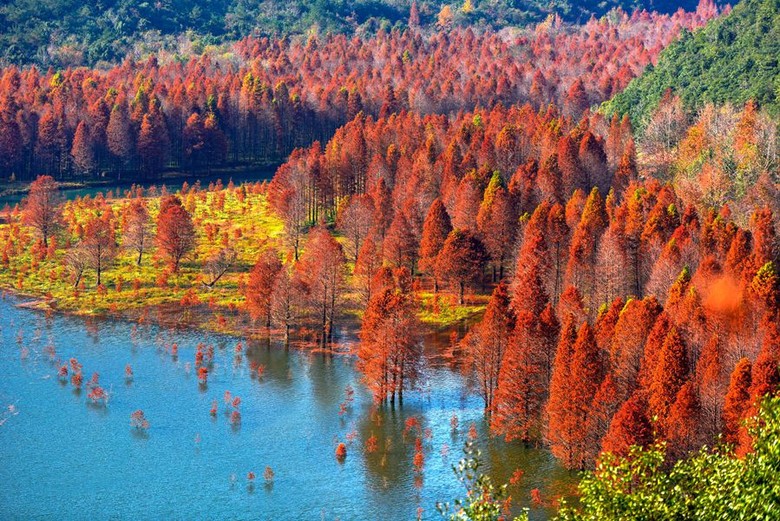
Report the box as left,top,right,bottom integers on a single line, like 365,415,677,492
203,247,237,288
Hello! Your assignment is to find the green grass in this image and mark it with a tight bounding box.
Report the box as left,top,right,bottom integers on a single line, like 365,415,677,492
417,291,487,327
0,184,284,325
0,184,488,335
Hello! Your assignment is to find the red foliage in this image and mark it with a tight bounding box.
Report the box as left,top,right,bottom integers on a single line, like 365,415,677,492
722,358,752,447
547,322,605,469
335,443,347,461
130,410,150,431
357,267,421,403
155,196,195,272
21,176,61,247
463,282,515,411
246,249,283,327
601,392,654,457
197,366,209,385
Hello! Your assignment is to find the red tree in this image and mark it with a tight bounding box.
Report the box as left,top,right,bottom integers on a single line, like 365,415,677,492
648,327,689,432
357,267,421,404
296,226,346,347
337,194,374,261
246,249,283,328
601,391,654,458
547,322,605,469
476,172,516,281
665,381,701,459
71,121,96,175
463,282,515,411
155,195,196,272
22,175,61,247
435,229,488,305
722,358,752,447
80,210,117,287
419,198,453,292
122,199,150,265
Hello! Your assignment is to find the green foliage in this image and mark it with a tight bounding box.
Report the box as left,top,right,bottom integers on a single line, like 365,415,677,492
604,0,780,132
437,441,529,521
0,0,719,67
555,395,780,520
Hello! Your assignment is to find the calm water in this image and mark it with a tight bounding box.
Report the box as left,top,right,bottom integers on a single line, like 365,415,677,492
0,168,277,207
0,296,573,520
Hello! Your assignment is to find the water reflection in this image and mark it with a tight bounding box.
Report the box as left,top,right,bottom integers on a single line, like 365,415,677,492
0,295,575,520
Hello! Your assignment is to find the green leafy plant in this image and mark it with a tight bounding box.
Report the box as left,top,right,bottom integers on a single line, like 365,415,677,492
437,440,529,521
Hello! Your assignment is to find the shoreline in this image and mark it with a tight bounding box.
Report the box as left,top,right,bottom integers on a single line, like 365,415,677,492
0,163,281,203
1,284,479,362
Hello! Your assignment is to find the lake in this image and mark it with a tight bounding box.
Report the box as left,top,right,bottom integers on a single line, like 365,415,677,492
0,167,278,207
0,295,574,520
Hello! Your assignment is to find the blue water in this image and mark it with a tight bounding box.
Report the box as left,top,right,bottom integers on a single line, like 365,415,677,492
0,168,277,207
0,296,572,520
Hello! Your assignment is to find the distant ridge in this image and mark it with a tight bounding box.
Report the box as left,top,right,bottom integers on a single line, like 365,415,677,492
603,0,780,131
0,0,726,67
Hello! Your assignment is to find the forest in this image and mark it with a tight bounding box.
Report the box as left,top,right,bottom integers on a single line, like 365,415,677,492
1,0,779,519
605,0,780,130
0,0,722,66
0,4,719,183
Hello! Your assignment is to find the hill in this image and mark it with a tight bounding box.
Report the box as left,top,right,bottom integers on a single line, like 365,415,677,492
0,0,721,67
604,0,780,131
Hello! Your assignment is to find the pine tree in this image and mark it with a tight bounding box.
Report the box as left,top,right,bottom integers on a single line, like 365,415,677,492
601,392,653,457
463,282,515,411
435,229,488,305
419,198,452,293
723,358,752,447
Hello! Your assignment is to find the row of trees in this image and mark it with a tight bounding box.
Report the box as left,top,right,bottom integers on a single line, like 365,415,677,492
0,4,719,181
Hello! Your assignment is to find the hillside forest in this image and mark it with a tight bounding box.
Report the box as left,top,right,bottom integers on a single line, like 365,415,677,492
1,0,780,518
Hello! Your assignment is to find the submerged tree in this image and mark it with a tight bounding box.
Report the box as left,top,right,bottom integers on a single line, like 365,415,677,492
357,267,422,404
295,227,346,348
462,282,515,412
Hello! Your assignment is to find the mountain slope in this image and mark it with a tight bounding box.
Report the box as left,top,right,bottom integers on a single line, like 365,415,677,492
604,0,780,131
0,0,720,67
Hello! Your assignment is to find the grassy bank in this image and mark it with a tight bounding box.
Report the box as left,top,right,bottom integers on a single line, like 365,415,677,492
0,182,485,342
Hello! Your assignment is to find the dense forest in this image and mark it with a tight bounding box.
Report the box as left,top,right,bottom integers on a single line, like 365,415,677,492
0,4,719,183
605,0,780,130
0,0,725,66
268,101,779,467
1,0,780,518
